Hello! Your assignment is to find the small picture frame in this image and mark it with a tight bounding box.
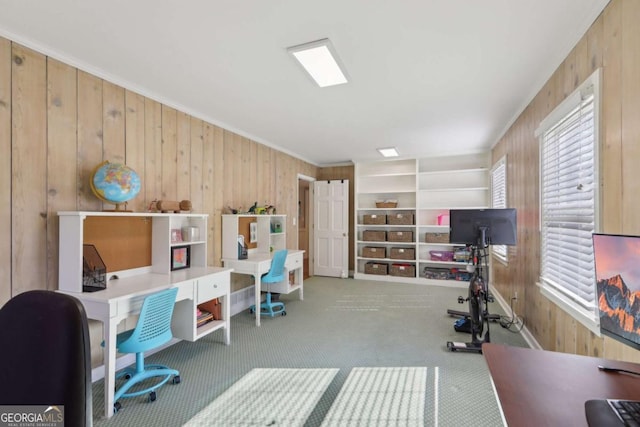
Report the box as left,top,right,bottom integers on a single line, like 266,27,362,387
171,229,183,243
171,245,190,271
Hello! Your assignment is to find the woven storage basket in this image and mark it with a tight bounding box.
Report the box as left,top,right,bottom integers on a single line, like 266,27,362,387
387,231,413,242
375,201,398,208
386,213,414,225
363,230,386,241
389,264,416,277
362,246,386,258
389,247,415,260
425,232,449,243
364,262,388,275
363,214,386,225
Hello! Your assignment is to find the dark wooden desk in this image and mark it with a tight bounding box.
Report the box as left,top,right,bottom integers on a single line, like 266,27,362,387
483,343,640,427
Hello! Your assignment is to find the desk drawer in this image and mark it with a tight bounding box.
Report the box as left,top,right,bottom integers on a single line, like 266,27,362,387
285,252,303,270
197,274,229,304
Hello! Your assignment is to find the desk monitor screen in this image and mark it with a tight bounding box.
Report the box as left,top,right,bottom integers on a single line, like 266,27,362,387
449,208,517,247
593,233,640,351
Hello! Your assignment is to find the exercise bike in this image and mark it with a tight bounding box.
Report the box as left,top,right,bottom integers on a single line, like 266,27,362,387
447,227,494,353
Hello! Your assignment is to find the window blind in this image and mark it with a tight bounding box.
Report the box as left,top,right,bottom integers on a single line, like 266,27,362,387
540,89,596,311
491,157,507,261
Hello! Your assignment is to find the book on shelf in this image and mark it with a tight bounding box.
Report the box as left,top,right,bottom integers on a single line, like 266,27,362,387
197,309,214,326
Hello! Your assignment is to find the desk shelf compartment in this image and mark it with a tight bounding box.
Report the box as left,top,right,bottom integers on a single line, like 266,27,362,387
222,214,287,260
171,271,230,342
263,251,303,295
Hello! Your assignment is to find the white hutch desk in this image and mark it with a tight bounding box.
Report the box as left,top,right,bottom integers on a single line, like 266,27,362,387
221,214,304,326
222,250,304,326
57,211,232,419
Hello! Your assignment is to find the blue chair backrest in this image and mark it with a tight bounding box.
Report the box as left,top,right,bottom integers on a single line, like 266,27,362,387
262,249,288,284
119,287,178,354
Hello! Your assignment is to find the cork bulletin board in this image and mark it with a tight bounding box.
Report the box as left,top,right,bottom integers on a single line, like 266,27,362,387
238,217,258,249
83,216,153,273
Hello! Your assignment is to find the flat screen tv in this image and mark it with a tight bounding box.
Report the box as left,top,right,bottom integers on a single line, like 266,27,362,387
593,233,640,350
449,208,517,247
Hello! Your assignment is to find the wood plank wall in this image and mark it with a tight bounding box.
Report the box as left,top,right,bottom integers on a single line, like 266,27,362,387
491,0,640,362
0,36,319,305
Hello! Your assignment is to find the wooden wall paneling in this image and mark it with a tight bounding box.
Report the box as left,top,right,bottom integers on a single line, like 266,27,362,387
275,153,294,248
46,58,77,290
102,81,125,164
144,99,162,204
189,117,204,213
222,130,237,210
562,47,577,99
176,111,191,201
489,0,640,361
257,143,273,208
161,105,178,201
587,15,604,74
211,125,224,266
124,90,146,212
234,134,247,208
77,71,103,211
0,37,11,304
573,37,589,90
620,0,640,235
247,137,258,207
202,123,215,266
601,0,623,234
102,81,125,211
11,44,47,295
239,135,251,209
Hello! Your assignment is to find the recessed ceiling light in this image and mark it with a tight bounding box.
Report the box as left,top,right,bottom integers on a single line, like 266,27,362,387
287,38,348,88
377,147,399,158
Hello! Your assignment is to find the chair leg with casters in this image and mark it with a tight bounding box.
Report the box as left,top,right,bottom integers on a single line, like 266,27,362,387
111,287,181,413
250,292,286,317
248,249,289,318
113,353,181,412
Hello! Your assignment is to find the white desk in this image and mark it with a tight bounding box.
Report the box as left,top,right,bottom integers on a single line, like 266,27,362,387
59,266,232,419
222,250,304,326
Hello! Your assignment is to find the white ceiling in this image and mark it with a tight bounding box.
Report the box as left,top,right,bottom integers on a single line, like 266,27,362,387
0,0,609,166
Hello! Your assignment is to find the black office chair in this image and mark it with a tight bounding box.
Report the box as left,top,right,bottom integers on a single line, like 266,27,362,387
0,290,92,427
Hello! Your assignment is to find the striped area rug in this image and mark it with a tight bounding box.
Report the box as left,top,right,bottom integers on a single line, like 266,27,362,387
183,368,339,427
321,367,428,427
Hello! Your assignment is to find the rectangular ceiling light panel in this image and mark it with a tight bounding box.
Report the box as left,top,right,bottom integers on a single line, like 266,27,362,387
377,147,399,158
288,39,348,87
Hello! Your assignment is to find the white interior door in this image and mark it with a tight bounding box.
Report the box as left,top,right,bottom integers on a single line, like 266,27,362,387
314,180,349,278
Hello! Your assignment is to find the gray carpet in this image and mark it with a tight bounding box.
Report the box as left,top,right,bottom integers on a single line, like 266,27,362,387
92,276,528,426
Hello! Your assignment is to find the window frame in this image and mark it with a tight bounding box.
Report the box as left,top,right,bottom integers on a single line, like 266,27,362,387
535,68,601,334
490,156,508,264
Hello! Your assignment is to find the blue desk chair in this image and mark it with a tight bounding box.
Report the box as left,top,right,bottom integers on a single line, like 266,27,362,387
250,249,288,317
112,287,180,413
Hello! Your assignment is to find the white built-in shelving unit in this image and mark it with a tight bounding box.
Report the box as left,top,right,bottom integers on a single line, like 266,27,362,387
354,153,490,286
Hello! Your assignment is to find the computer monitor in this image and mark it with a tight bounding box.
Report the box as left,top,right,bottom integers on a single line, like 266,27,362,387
449,208,517,247
593,233,640,351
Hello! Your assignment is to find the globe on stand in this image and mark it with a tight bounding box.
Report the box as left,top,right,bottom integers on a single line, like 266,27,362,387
90,161,141,211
